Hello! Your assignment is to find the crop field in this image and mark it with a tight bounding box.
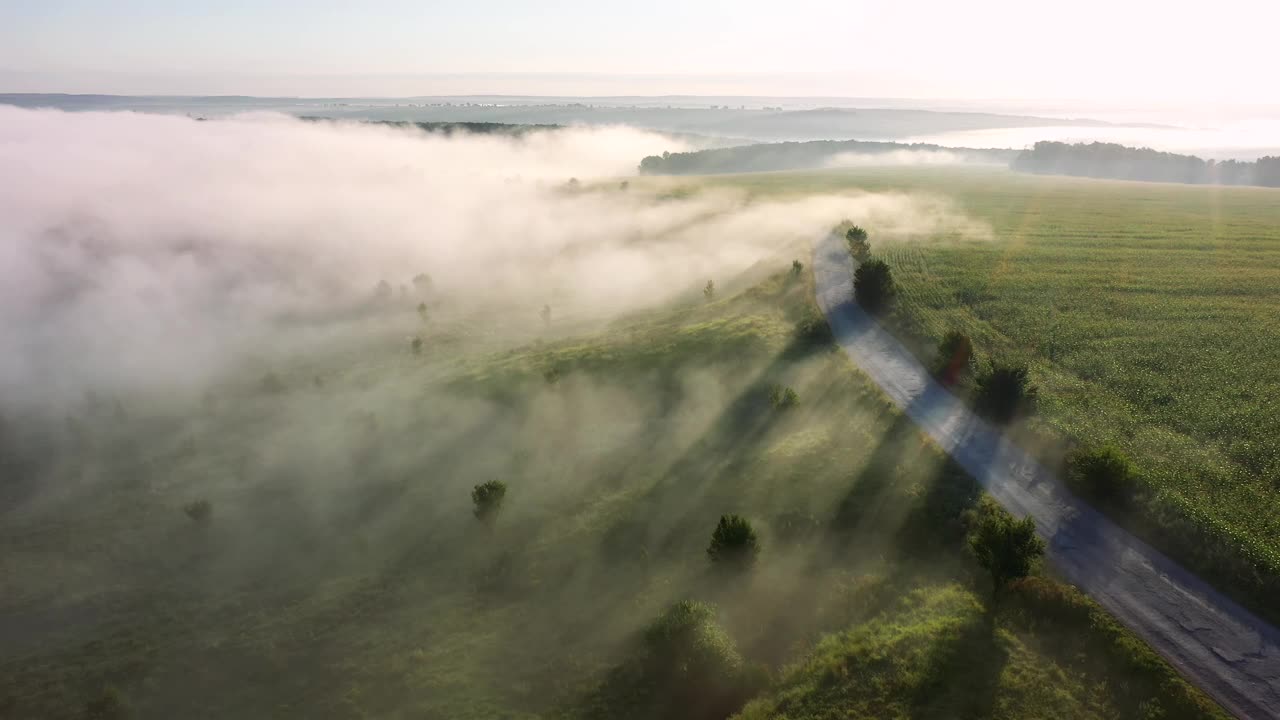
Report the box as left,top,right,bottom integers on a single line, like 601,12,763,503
699,166,1280,616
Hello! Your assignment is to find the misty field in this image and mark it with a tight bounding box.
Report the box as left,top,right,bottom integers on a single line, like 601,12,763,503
0,265,1219,719
0,110,1233,720
709,166,1280,618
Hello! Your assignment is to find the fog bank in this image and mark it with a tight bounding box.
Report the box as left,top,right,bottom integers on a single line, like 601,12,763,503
0,107,988,411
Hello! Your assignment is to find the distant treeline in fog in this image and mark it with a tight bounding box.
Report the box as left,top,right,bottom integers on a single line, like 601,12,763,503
1013,141,1280,187
639,140,1018,174
300,117,561,135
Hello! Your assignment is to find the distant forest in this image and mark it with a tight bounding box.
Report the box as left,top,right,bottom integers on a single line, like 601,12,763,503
638,140,1017,175
1013,141,1280,187
299,117,560,136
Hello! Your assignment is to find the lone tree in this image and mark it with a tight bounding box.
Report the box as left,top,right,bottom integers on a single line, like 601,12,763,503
707,514,760,571
1067,445,1138,506
791,259,804,277
703,280,716,301
845,225,870,260
471,480,508,527
853,259,895,313
968,501,1045,596
936,330,975,386
975,361,1038,424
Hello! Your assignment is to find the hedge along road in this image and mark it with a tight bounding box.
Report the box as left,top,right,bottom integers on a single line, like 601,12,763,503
811,229,1280,720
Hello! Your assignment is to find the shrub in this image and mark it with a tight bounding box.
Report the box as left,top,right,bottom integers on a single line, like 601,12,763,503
935,330,975,385
853,259,895,313
472,480,508,527
794,309,834,348
845,225,871,260
768,384,798,410
967,500,1045,594
259,372,286,394
183,499,212,523
637,600,759,719
1067,445,1139,506
642,600,742,680
703,280,716,301
84,686,129,720
975,361,1038,423
707,514,760,571
791,259,804,277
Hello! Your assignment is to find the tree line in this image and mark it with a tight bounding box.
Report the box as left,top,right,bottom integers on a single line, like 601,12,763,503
1012,140,1280,187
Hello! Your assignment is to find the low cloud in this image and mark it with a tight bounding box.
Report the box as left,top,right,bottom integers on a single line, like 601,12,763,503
0,107,989,411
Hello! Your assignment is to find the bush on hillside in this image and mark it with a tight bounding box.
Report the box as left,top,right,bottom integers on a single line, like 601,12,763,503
974,361,1038,423
638,600,760,719
84,686,129,720
768,384,798,410
967,500,1045,595
472,480,508,527
1067,445,1139,506
707,515,760,571
791,259,804,277
853,259,895,313
793,309,834,348
935,330,975,385
183,499,212,524
703,280,716,301
259,372,286,394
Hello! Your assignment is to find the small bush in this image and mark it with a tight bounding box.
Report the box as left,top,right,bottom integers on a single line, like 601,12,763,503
768,384,798,410
639,600,763,718
845,225,870,260
1067,445,1139,506
84,686,129,720
259,372,286,394
935,330,975,385
703,280,716,301
794,309,834,348
183,499,212,523
791,259,804,277
975,361,1038,423
967,499,1045,594
707,514,760,571
853,259,895,313
472,480,508,527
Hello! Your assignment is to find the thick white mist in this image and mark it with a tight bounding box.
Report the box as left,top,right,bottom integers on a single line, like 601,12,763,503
0,107,988,410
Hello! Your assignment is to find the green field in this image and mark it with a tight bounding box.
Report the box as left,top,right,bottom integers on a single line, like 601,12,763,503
0,252,1222,719
701,166,1280,620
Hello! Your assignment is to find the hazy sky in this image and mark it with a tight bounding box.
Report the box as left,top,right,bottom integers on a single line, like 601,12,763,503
2,0,1276,101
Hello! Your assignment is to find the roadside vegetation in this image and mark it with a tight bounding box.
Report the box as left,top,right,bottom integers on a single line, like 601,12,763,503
709,165,1280,628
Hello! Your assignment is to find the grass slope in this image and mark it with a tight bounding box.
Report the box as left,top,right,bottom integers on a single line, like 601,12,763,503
0,256,1224,719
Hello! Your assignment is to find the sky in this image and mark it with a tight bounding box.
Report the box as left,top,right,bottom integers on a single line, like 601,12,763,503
1,0,1277,102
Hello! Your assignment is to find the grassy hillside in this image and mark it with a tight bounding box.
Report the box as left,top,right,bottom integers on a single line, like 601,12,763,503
0,253,1224,719
700,166,1280,624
